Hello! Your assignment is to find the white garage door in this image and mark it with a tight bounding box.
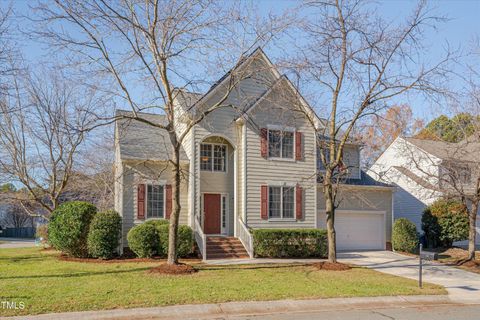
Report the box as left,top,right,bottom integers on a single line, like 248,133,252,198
318,211,385,251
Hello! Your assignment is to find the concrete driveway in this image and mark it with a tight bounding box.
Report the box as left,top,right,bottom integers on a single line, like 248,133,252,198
339,250,480,303
0,237,36,249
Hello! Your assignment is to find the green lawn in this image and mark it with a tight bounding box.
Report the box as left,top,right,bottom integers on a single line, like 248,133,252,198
0,247,445,316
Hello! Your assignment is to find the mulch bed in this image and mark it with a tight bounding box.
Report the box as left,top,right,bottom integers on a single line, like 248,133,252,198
312,261,351,271
147,263,197,275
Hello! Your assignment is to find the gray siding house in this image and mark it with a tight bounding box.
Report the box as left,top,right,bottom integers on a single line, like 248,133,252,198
114,48,394,259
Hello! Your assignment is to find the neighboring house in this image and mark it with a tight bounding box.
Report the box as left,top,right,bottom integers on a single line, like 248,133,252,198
368,136,480,243
114,48,394,259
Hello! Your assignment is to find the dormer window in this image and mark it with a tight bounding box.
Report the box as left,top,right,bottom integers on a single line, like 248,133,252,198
268,129,294,159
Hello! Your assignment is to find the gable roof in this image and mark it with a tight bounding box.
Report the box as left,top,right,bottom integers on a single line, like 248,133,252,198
405,137,480,163
115,48,335,162
178,47,282,116
115,110,188,162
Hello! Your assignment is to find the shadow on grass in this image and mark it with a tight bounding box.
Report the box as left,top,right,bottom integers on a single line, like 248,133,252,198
0,267,151,280
196,263,334,272
0,255,46,262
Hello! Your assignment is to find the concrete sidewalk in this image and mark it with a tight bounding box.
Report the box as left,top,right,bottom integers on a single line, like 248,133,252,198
4,295,455,320
339,251,480,303
0,238,35,249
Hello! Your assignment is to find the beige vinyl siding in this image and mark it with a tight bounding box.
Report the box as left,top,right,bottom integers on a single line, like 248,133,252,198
317,186,393,241
237,124,245,222
191,59,278,225
245,83,317,229
114,125,125,248
120,161,189,248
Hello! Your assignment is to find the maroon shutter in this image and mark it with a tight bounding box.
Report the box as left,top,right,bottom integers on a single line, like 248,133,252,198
137,184,145,220
260,128,268,158
165,184,172,219
296,185,303,220
261,185,268,220
295,131,302,161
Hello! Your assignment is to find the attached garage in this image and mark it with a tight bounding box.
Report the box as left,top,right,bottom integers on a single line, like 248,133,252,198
317,210,386,251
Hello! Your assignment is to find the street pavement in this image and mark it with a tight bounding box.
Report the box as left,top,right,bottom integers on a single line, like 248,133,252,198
3,296,461,320
222,304,480,320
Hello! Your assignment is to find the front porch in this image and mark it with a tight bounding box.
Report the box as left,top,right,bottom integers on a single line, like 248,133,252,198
192,135,253,260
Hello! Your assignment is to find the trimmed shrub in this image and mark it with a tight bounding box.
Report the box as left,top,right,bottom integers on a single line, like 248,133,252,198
157,224,194,258
392,218,419,253
145,219,170,253
127,223,159,258
422,199,469,248
252,229,327,258
87,210,122,259
48,201,97,257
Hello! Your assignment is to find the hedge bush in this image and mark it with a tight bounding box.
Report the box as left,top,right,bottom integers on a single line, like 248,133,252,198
422,199,469,248
157,224,194,257
144,219,170,253
48,201,97,257
392,218,419,253
252,229,327,258
127,223,159,258
87,210,122,259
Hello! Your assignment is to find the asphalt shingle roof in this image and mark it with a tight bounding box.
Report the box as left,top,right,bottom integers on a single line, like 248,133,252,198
405,137,480,163
116,110,188,162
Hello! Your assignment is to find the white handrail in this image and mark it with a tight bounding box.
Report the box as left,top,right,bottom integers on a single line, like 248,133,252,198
237,219,254,258
194,216,206,260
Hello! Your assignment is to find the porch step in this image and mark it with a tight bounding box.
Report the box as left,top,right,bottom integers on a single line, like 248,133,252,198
205,236,249,260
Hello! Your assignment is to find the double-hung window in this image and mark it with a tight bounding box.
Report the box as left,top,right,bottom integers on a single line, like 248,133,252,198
268,130,294,159
146,184,164,218
200,143,226,172
268,186,294,219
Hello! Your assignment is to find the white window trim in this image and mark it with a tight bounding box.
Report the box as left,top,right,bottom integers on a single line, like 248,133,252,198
267,185,297,221
145,183,167,220
267,127,296,161
221,194,228,234
200,142,228,173
134,179,167,223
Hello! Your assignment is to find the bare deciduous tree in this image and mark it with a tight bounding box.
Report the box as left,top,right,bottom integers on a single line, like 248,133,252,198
34,0,287,265
0,70,103,218
290,0,451,262
1,203,33,228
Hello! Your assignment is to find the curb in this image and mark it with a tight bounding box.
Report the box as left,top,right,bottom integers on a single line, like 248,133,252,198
4,295,458,320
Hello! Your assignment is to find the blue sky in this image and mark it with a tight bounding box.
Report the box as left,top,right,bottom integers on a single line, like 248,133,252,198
4,0,480,122
254,0,480,121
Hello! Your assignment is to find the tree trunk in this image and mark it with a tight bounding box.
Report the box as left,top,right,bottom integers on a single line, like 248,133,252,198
167,143,182,265
324,172,337,263
467,201,478,261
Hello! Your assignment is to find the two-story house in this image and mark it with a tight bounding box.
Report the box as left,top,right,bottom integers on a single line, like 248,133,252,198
114,48,394,259
368,136,480,244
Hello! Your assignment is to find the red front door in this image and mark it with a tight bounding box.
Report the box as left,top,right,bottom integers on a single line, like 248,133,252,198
204,193,221,234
